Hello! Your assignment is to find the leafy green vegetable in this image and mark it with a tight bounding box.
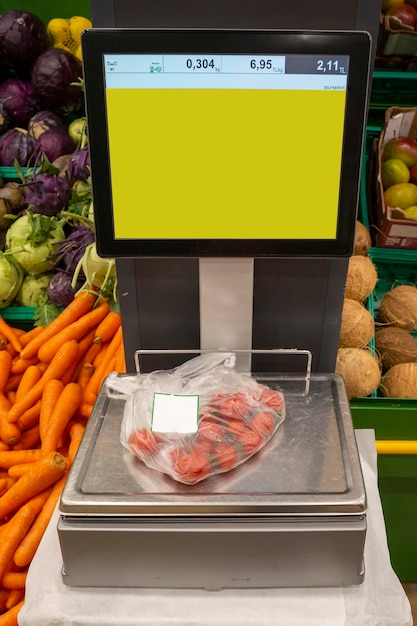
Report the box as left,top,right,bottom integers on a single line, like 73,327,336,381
33,294,60,326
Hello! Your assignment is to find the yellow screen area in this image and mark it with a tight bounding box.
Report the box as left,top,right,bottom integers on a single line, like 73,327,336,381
105,88,346,239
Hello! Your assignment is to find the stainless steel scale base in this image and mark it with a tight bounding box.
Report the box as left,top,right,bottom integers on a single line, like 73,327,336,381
58,371,366,589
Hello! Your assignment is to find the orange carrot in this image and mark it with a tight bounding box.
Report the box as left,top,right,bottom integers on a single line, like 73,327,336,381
39,379,64,445
77,328,96,359
14,365,43,405
10,355,39,375
82,340,102,366
77,402,93,421
2,571,27,590
0,452,66,519
114,341,126,373
41,383,83,454
0,395,20,446
19,325,44,347
0,477,7,495
0,450,43,469
7,463,34,479
7,341,80,424
6,391,15,405
94,310,121,344
67,422,85,465
4,374,22,394
0,352,12,395
0,442,10,452
14,475,67,568
0,599,25,625
0,318,22,355
20,290,97,360
83,326,122,405
5,589,23,610
37,301,110,364
0,590,8,614
16,400,41,432
0,490,50,580
76,362,95,391
11,424,40,451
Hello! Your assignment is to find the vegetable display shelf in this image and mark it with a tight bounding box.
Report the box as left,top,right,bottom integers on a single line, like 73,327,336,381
353,133,417,581
350,399,417,582
0,0,91,22
0,306,36,331
368,70,417,127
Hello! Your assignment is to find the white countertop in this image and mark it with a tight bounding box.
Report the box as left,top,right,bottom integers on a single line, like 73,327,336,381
18,430,412,626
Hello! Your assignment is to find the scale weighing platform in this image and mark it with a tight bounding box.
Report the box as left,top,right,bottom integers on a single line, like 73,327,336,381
58,366,366,589
57,27,372,590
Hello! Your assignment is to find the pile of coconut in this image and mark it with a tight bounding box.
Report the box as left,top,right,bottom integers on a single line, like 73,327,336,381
335,220,417,399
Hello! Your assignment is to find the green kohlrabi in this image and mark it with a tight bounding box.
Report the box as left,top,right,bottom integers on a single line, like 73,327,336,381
5,211,65,275
0,252,24,308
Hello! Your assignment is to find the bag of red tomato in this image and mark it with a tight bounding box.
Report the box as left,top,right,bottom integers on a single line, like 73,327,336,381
117,352,285,485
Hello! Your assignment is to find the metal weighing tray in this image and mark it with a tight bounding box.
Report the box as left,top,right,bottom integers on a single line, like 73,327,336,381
58,372,367,589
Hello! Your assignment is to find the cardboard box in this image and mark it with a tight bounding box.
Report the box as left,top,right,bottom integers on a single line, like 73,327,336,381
372,106,417,249
377,14,417,58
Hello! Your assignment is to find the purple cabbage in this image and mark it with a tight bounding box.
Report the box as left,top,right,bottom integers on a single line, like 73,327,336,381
28,111,65,140
31,48,83,115
46,269,83,308
0,10,50,75
0,127,36,166
23,173,71,216
50,223,95,273
0,103,11,136
68,147,90,182
0,78,39,126
35,128,77,163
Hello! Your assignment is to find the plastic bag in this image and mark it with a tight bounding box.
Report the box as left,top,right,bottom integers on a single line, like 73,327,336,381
113,352,286,485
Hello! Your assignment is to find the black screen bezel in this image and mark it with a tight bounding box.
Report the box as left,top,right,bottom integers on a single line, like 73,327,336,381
81,29,371,258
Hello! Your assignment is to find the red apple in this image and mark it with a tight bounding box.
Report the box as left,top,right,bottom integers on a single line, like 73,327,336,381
383,137,417,167
409,162,417,184
388,3,417,25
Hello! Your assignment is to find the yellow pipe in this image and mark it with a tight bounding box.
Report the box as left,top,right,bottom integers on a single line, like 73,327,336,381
376,440,417,455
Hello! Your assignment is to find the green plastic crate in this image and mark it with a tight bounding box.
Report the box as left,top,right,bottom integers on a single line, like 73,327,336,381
0,306,35,331
351,399,417,582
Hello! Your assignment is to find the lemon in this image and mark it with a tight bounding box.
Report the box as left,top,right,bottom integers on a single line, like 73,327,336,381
381,158,410,188
47,18,71,44
384,183,417,210
74,45,83,62
404,205,417,219
53,42,73,54
69,16,92,44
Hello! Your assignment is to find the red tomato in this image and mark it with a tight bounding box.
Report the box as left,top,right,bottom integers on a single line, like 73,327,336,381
128,428,158,455
250,411,276,437
259,388,284,411
237,428,263,453
213,442,238,471
173,451,211,484
218,394,251,419
197,420,225,443
227,419,249,437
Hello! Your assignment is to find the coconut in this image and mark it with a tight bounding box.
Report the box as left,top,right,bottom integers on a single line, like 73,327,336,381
375,327,417,370
335,347,381,400
339,298,374,348
378,284,417,331
353,220,372,256
380,362,417,398
344,255,378,302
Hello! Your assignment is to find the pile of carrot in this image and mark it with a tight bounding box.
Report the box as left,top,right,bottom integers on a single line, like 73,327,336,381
0,291,125,625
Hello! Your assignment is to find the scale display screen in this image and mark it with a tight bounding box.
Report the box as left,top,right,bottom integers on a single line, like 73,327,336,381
81,29,371,257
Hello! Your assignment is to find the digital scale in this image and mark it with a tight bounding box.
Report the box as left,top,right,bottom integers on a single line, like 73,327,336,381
58,28,372,589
